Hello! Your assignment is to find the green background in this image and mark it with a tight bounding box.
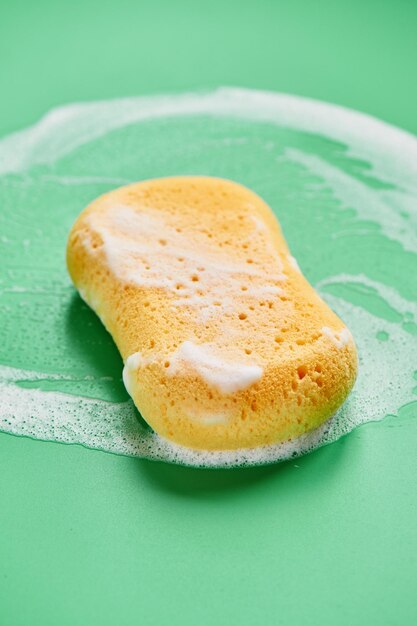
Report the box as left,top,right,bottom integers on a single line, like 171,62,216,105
1,1,417,625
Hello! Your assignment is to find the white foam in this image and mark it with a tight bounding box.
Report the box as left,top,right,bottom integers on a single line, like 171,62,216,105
288,255,301,273
167,341,263,394
0,364,333,466
86,203,286,326
187,410,231,426
285,147,417,252
1,88,416,189
321,326,352,349
122,352,145,397
40,174,132,186
122,340,263,398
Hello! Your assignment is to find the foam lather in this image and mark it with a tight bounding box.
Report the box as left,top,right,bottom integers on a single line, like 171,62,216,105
67,176,357,450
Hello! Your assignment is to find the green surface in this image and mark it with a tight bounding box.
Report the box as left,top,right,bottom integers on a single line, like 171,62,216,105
1,1,417,625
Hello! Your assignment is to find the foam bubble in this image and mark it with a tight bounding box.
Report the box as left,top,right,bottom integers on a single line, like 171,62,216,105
85,203,286,326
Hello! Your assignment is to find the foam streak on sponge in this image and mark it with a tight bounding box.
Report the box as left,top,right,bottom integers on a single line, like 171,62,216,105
67,176,357,451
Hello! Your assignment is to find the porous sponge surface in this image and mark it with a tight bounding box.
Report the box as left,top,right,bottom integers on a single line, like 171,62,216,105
67,176,357,450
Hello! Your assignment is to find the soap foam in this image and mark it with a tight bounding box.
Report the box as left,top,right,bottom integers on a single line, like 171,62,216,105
86,203,287,327
321,326,352,349
166,341,263,395
1,88,416,187
122,352,145,396
0,88,416,467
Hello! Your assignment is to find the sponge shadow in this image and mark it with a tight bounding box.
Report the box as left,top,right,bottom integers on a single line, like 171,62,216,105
133,433,351,499
137,458,281,496
65,292,150,428
65,292,125,386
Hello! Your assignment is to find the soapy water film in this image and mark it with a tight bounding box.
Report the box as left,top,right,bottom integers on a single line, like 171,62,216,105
0,88,416,467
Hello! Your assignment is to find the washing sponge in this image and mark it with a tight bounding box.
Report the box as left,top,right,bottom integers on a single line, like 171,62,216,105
67,176,357,450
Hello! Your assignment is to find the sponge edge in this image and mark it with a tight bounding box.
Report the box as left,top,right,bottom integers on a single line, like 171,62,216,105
67,176,358,451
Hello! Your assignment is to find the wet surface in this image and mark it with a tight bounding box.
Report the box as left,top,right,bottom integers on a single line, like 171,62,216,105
1,89,416,465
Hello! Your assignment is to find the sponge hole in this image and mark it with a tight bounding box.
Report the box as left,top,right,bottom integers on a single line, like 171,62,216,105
297,365,308,379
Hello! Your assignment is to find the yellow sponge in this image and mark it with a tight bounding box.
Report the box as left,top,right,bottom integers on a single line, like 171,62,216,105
67,176,357,450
